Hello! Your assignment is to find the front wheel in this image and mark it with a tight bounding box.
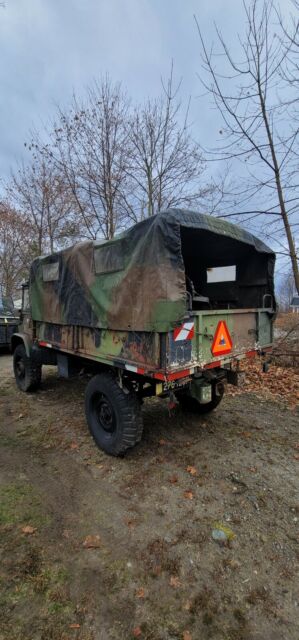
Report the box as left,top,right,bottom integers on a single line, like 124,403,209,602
13,344,41,392
176,381,224,414
85,372,143,456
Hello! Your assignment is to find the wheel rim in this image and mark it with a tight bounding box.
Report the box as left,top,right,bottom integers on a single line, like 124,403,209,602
91,392,116,436
15,356,25,380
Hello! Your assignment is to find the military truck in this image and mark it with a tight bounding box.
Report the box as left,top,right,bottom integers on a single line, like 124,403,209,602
0,287,19,349
11,209,276,455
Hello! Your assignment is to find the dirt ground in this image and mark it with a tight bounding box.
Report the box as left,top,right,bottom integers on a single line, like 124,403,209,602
0,352,298,640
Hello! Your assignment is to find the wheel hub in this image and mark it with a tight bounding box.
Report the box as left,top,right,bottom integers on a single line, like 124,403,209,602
95,395,115,433
16,358,25,378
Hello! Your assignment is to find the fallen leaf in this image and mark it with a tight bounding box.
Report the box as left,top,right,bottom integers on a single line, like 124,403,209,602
159,438,167,445
229,558,241,570
152,564,162,576
70,442,79,449
21,525,37,535
156,455,166,464
183,632,192,640
186,465,197,476
183,600,191,611
169,475,178,484
62,529,70,539
136,587,145,599
169,575,181,588
82,534,101,548
69,623,80,629
132,627,142,637
184,490,194,500
124,517,137,529
293,454,299,461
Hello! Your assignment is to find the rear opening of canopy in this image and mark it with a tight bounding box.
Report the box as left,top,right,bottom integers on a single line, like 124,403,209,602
180,227,275,311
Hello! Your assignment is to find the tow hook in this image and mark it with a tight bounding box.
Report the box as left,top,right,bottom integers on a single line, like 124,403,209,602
168,390,177,414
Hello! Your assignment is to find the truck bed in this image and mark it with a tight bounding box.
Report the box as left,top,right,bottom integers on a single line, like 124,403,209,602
35,307,274,381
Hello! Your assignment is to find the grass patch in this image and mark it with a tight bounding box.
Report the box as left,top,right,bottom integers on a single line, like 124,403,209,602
0,434,19,447
0,482,50,527
0,561,70,604
47,600,72,615
33,566,72,620
32,566,69,594
0,387,10,395
0,560,73,639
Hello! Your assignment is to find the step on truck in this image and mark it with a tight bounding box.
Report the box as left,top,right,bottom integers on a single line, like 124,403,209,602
12,209,276,456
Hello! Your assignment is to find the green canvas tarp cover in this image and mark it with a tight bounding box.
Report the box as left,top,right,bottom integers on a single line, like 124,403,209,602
30,209,275,332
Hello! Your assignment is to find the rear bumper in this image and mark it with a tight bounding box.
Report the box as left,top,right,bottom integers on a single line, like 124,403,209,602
151,345,272,383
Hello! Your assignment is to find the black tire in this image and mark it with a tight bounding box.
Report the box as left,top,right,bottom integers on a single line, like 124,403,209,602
85,373,143,456
13,344,42,392
177,381,224,415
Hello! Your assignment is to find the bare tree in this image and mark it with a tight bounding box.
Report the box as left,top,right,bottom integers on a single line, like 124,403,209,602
8,151,75,255
127,67,210,219
196,0,299,293
8,75,214,247
39,77,131,240
277,269,296,310
278,0,299,85
0,203,33,297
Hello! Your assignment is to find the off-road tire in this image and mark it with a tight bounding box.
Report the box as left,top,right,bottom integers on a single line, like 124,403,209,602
85,373,143,456
13,344,42,392
177,381,224,414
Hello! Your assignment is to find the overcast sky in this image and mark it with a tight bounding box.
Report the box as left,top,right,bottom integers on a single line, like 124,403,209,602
0,0,251,179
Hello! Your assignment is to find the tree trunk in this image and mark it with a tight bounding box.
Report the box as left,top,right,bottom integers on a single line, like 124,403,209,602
257,78,299,293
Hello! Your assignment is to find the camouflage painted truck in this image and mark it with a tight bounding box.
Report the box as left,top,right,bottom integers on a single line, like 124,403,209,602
11,209,276,456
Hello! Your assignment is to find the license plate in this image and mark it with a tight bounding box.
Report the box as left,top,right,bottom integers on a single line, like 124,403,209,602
163,377,191,392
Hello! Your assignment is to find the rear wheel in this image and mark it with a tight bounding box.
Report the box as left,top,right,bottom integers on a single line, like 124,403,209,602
177,381,224,414
85,372,143,456
13,344,41,392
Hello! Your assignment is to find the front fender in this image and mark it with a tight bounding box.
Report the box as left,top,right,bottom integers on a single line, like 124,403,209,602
11,333,33,357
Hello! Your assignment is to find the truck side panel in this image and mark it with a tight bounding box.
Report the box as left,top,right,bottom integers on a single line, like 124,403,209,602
35,321,161,370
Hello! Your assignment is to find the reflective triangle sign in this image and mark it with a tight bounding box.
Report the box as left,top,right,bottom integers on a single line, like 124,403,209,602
211,320,233,356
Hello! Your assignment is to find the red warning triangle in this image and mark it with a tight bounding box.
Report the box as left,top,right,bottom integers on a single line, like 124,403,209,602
211,320,233,356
